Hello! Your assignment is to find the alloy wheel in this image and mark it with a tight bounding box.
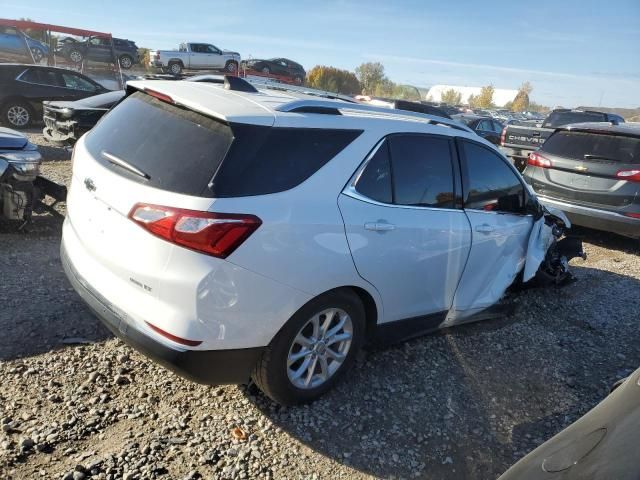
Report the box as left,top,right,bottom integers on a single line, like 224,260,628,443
120,56,132,68
70,51,82,63
7,106,29,127
286,308,353,389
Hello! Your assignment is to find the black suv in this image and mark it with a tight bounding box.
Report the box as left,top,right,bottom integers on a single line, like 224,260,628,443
523,122,640,239
57,37,140,70
0,64,109,128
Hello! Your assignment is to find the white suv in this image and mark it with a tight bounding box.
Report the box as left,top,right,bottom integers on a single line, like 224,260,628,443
61,77,577,405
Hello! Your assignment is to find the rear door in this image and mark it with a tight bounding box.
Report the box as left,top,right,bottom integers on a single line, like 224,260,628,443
532,129,640,209
451,139,533,315
339,134,471,326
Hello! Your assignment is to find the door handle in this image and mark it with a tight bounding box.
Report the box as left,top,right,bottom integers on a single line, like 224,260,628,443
475,224,495,234
365,222,396,232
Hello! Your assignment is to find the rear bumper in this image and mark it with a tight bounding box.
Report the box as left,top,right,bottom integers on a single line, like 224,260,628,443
537,196,640,239
61,241,264,385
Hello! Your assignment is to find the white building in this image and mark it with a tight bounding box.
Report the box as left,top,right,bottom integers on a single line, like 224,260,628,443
426,85,519,107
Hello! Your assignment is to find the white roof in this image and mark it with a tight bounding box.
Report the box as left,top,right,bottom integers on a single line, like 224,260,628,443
126,79,474,134
427,85,519,107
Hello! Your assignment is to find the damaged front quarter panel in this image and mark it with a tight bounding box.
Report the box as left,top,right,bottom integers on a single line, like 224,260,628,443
524,205,586,285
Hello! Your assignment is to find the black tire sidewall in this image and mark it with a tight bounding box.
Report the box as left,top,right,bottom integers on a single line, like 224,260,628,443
257,290,365,405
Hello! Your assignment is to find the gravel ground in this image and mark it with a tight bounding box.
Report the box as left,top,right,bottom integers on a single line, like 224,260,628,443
1,130,639,480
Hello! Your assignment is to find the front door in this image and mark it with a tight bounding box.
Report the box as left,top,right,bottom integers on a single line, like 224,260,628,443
339,134,471,327
450,139,533,317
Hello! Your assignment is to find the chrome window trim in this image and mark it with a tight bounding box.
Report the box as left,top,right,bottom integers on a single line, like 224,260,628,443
16,68,97,92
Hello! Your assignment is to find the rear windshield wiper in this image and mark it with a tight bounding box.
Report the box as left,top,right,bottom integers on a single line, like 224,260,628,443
583,154,618,162
101,151,150,179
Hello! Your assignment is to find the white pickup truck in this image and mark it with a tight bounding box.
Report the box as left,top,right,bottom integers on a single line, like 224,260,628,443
149,42,241,75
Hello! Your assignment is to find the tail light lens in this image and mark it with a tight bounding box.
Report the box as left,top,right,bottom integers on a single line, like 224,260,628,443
528,151,552,168
129,203,261,258
624,212,640,219
616,169,640,182
500,127,507,146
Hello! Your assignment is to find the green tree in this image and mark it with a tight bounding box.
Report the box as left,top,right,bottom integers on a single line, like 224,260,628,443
468,85,495,109
511,81,533,112
306,66,361,95
355,62,388,95
441,88,462,105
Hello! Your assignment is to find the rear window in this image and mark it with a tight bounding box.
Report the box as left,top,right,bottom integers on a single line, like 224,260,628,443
85,91,234,197
542,131,640,164
543,111,606,128
210,126,362,197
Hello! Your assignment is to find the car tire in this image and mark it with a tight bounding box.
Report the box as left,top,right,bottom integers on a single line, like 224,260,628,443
252,289,365,405
119,55,133,70
294,75,303,85
69,49,83,64
1,100,33,129
168,61,182,75
261,66,270,74
30,47,44,63
225,61,238,73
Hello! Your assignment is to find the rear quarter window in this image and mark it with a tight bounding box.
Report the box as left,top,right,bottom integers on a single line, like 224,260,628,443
542,131,640,164
210,126,362,197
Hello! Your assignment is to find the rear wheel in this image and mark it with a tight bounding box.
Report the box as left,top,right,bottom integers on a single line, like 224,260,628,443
168,61,183,75
294,75,303,85
2,100,33,129
261,66,270,74
252,290,365,405
119,55,133,69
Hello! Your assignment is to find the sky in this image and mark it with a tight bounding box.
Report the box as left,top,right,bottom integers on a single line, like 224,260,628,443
3,0,639,108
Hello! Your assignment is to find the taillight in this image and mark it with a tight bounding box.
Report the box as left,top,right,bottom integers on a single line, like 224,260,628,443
616,169,640,182
128,203,261,258
528,151,552,168
500,127,507,146
624,212,640,219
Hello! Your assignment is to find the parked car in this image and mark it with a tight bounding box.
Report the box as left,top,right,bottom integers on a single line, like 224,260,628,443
57,36,140,69
241,57,305,84
42,90,125,145
499,367,640,480
61,77,582,405
149,43,241,75
0,64,109,128
453,114,504,145
0,126,66,222
0,26,49,62
500,108,625,171
523,122,640,239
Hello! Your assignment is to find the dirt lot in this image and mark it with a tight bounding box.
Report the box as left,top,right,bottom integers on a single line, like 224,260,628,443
1,130,639,480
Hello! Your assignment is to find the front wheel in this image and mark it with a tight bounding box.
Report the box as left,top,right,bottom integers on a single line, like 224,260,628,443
168,62,183,75
30,47,44,63
225,61,238,73
69,49,83,64
252,290,365,405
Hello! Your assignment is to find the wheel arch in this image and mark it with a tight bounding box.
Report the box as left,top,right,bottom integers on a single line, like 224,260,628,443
167,58,184,66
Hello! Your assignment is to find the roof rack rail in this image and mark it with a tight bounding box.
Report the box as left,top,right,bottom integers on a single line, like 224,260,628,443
244,77,357,103
277,99,473,133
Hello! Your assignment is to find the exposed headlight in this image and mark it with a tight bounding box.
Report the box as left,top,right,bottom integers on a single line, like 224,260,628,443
0,151,42,164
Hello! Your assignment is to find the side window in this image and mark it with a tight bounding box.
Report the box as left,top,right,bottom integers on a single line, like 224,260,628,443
388,134,455,208
492,121,503,133
462,141,525,214
477,119,492,131
354,141,392,204
21,69,60,86
60,73,96,91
